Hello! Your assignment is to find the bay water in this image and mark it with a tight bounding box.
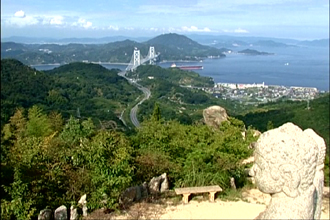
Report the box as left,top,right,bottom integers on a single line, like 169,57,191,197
33,46,329,91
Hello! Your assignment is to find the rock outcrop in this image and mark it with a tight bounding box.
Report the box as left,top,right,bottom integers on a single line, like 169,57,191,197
120,173,169,206
203,106,228,128
149,173,169,194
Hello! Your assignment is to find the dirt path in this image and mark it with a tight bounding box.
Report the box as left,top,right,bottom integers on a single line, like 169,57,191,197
86,187,330,219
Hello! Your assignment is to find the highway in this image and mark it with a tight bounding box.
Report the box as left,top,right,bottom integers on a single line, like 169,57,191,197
118,71,151,128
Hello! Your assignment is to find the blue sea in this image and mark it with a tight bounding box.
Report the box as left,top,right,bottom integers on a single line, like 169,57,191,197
33,46,329,91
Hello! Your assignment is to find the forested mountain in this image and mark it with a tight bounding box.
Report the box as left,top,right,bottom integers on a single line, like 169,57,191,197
1,33,226,65
297,39,329,47
1,59,140,129
146,33,225,60
1,59,52,127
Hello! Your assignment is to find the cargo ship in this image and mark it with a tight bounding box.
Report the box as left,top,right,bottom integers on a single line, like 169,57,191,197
171,63,203,70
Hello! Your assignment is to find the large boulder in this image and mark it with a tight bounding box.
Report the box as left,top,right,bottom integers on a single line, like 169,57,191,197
148,173,169,194
54,205,67,220
203,106,228,128
120,186,142,205
38,209,52,220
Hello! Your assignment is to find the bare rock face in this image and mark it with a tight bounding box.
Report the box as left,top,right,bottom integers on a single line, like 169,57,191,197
38,209,52,220
250,122,325,220
203,106,228,128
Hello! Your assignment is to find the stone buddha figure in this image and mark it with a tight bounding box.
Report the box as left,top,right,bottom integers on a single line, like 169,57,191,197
249,122,325,219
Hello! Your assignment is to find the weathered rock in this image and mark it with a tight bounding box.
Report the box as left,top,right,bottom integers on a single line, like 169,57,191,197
54,205,67,220
82,206,88,217
253,130,261,137
38,209,52,220
78,194,86,205
70,206,78,220
242,156,254,165
78,194,87,217
148,176,162,194
250,122,324,219
248,142,257,149
304,128,326,219
120,186,142,205
148,173,169,194
203,106,228,128
230,177,236,190
140,182,149,198
160,173,169,192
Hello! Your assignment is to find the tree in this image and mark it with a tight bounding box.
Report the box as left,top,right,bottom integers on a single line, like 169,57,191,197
151,102,161,121
267,120,274,130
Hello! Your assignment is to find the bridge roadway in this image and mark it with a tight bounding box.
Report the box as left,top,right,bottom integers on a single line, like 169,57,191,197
118,71,151,128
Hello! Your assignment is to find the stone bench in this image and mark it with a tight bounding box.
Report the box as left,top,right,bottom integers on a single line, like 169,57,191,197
174,185,222,203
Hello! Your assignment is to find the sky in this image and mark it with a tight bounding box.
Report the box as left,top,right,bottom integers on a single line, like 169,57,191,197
1,0,329,40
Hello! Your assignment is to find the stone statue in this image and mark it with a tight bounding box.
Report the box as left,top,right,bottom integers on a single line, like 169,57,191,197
304,129,326,219
249,122,325,219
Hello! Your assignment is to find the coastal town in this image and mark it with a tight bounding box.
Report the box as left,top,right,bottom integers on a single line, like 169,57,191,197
199,82,323,105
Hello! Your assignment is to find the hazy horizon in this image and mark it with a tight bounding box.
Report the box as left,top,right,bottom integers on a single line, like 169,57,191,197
1,0,329,40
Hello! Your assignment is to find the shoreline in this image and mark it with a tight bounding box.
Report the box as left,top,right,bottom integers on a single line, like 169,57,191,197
31,62,130,66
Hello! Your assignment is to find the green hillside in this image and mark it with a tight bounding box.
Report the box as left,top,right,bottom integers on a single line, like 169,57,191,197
0,59,140,130
127,65,244,124
236,94,330,148
1,59,52,127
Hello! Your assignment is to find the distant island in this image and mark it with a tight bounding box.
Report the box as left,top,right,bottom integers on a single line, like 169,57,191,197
0,33,225,65
237,49,274,55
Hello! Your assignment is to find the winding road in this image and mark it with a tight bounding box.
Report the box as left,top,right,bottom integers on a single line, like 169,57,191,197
118,71,151,128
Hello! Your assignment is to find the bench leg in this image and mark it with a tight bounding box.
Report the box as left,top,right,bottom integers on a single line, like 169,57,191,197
209,192,216,202
182,193,190,204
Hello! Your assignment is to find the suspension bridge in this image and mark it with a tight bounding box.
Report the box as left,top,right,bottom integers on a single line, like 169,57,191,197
117,46,158,128
125,46,159,71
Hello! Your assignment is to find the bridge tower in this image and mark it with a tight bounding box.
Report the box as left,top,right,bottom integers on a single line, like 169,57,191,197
133,48,140,67
149,46,155,64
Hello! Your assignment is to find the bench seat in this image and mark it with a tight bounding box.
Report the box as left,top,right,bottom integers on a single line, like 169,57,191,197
174,185,222,203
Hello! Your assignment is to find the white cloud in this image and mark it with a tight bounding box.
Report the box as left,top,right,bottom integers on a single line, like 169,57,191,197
108,25,119,31
50,16,64,25
223,28,249,33
72,18,93,29
83,21,93,28
6,13,39,27
180,26,212,32
14,10,26,18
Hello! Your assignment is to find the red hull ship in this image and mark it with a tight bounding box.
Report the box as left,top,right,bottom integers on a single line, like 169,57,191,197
171,63,203,70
